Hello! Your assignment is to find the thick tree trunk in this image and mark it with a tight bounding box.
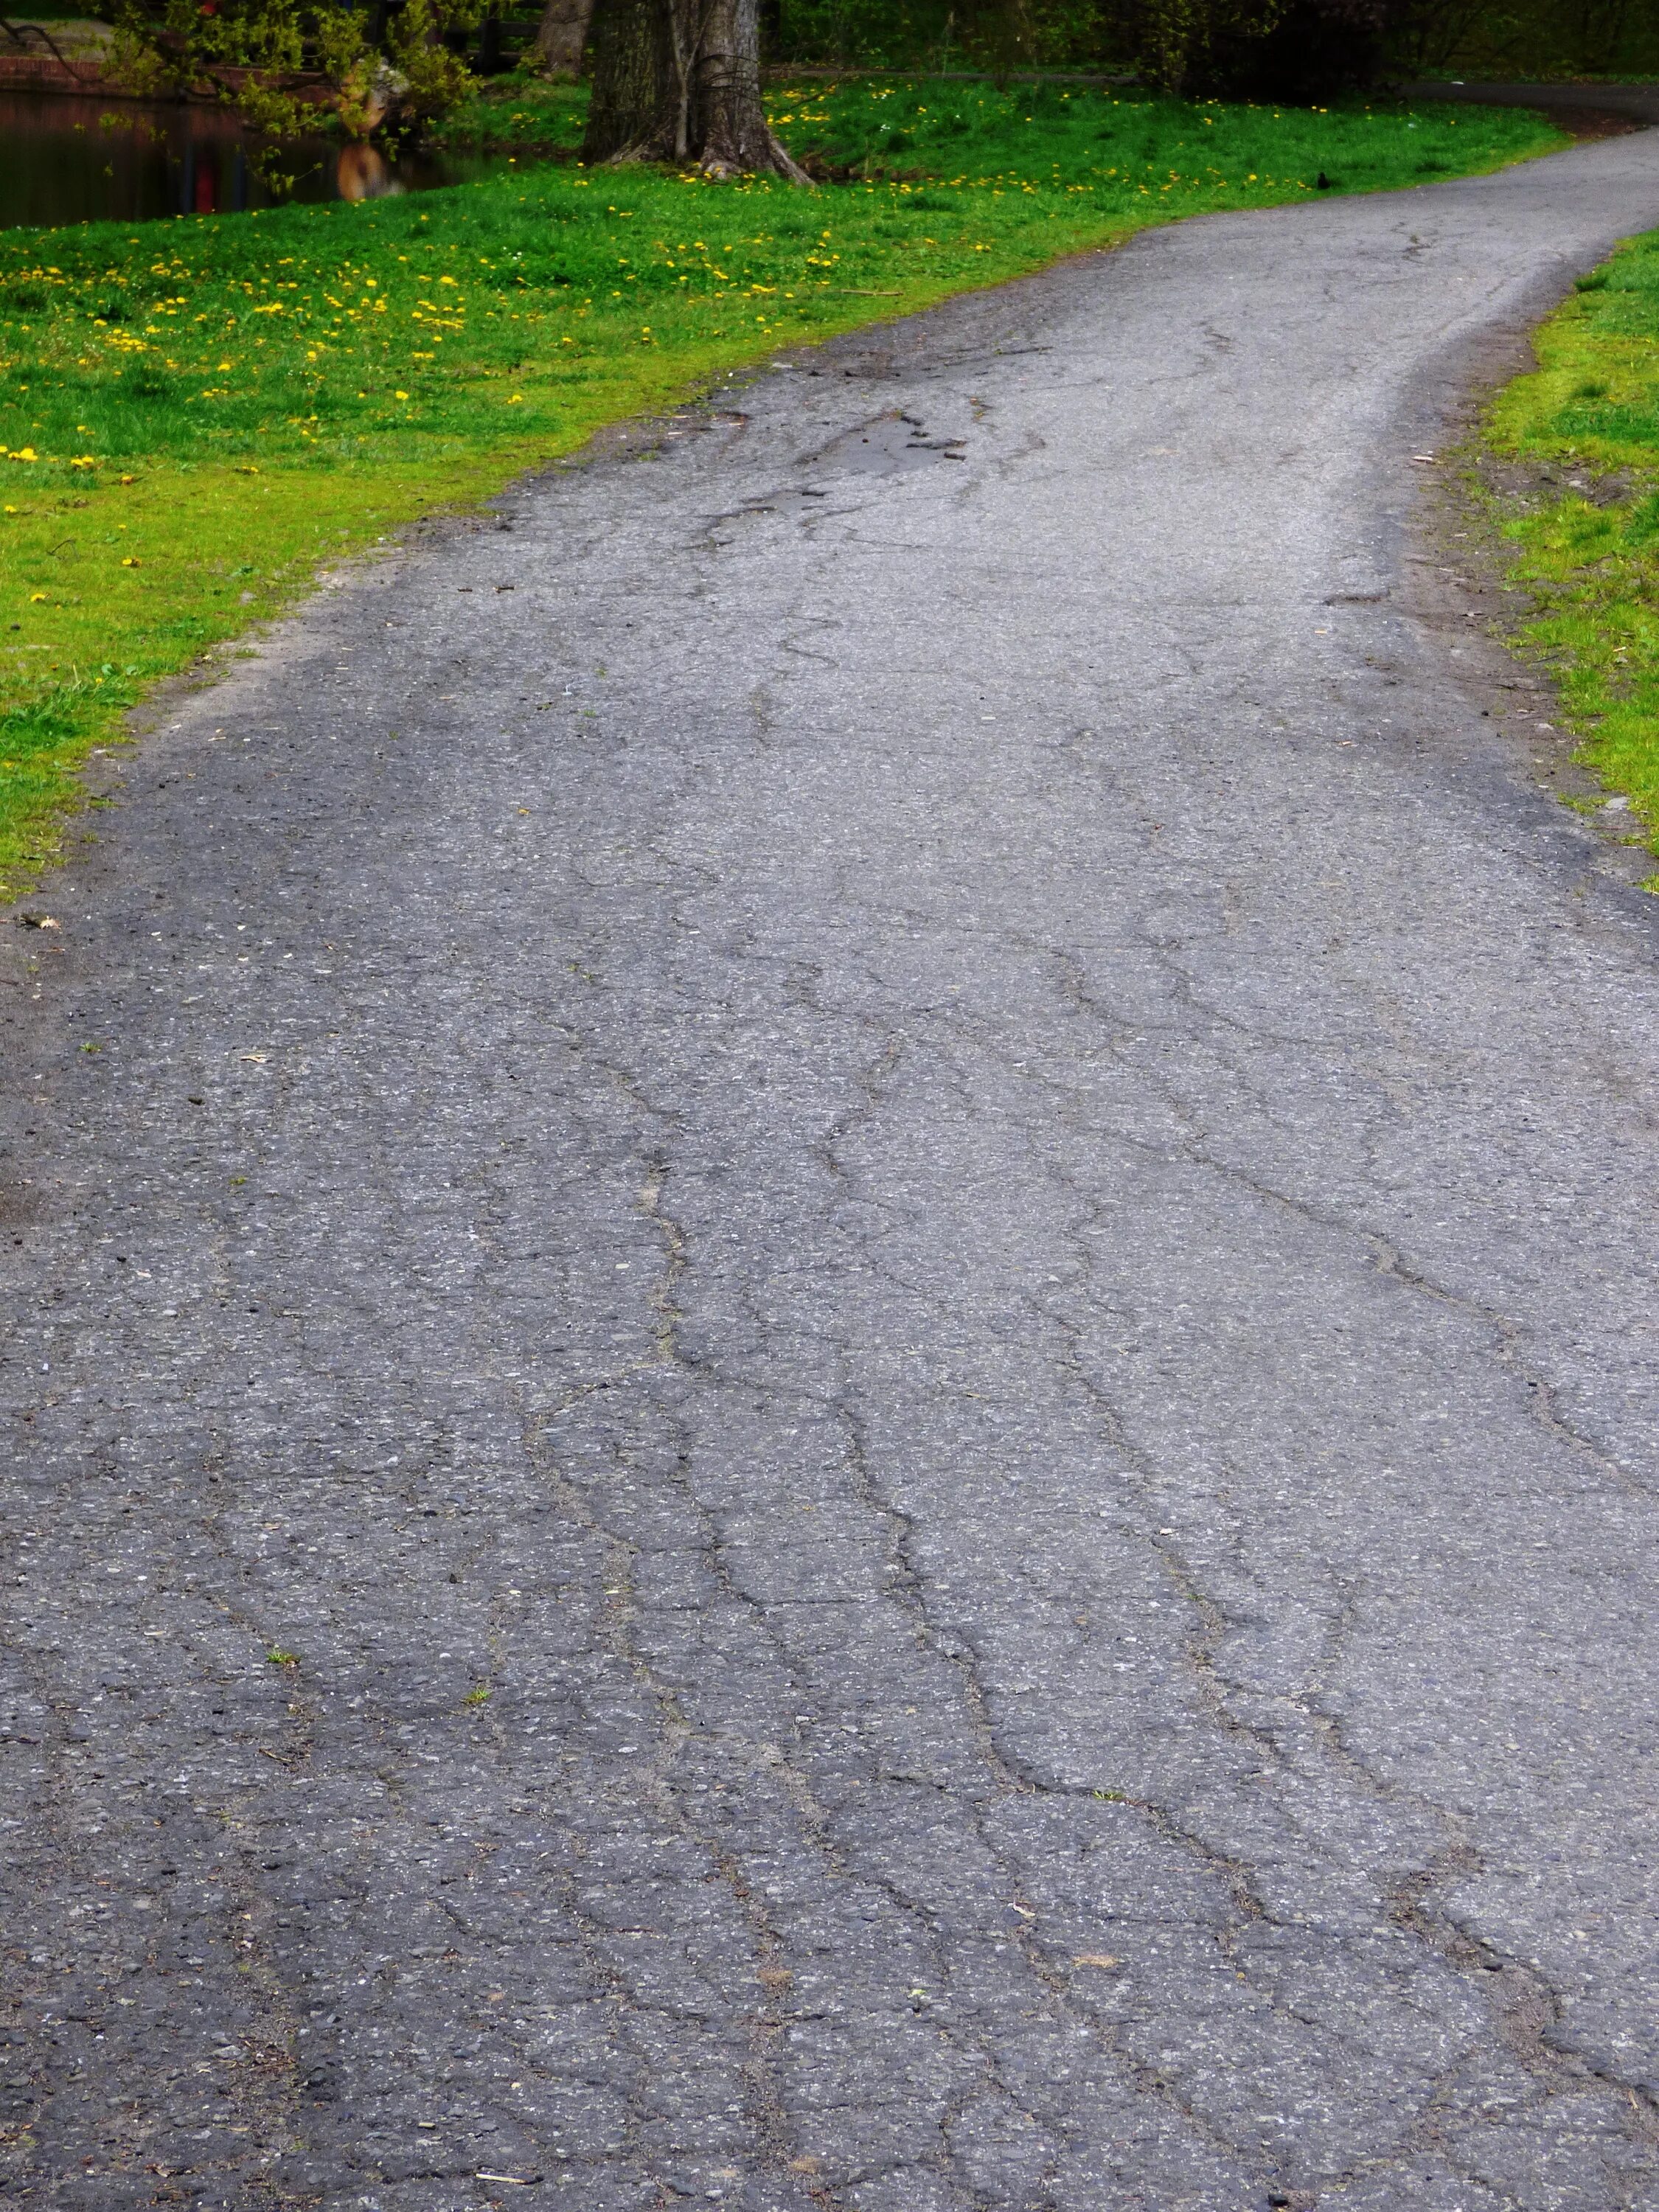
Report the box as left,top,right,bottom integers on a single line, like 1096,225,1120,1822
583,0,809,179
531,0,594,77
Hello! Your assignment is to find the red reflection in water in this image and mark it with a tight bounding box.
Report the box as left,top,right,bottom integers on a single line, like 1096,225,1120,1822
0,91,490,230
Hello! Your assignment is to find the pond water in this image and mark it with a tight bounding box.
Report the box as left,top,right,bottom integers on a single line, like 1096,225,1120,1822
0,91,507,231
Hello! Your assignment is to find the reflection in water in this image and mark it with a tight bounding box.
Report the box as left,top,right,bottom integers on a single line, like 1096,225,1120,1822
0,93,493,230
335,142,403,201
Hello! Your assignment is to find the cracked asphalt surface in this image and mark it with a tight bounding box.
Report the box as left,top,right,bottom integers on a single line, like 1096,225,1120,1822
4,127,1659,2212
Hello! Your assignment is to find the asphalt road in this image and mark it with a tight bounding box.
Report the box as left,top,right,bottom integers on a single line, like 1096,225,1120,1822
1408,80,1659,129
4,128,1659,2212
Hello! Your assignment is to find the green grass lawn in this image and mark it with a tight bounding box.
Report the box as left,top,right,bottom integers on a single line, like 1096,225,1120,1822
0,77,1564,896
1488,232,1659,872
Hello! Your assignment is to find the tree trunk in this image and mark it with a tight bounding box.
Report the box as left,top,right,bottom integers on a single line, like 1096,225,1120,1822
583,0,810,179
531,0,594,77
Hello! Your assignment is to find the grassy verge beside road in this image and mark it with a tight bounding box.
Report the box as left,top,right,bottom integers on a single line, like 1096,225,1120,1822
1488,229,1659,869
0,79,1563,895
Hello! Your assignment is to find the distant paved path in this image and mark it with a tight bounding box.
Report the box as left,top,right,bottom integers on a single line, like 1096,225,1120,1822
5,131,1659,2212
1408,78,1659,128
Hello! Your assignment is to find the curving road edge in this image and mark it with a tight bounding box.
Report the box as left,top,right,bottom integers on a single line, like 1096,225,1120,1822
4,128,1659,2212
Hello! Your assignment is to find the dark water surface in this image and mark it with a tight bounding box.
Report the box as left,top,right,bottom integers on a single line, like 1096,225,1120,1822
0,91,504,231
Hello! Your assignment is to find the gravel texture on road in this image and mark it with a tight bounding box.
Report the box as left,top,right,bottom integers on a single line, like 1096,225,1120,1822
4,131,1659,2212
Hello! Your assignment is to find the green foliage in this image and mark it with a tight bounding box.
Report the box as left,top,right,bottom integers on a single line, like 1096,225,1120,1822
770,0,1135,69
1119,0,1284,95
1400,0,1659,77
1489,231,1659,866
770,0,1307,85
771,0,1659,80
0,83,1562,892
109,0,487,145
773,0,995,68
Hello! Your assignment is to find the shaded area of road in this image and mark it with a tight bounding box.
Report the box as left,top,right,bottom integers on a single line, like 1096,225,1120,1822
1407,77,1659,130
4,129,1659,2212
